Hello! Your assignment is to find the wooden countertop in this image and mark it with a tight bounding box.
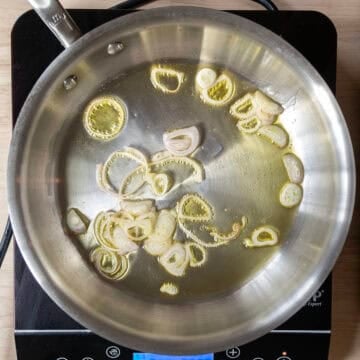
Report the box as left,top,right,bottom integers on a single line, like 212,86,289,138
0,1,359,359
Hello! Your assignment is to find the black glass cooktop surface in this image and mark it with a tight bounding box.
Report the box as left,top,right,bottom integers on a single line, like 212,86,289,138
12,9,337,360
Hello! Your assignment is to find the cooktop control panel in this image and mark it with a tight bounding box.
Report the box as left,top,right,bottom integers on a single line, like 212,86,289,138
15,332,331,360
12,9,336,360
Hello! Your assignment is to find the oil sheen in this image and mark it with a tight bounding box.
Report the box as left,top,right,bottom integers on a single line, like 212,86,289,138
61,62,296,302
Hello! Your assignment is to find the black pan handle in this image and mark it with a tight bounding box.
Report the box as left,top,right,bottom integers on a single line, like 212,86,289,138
111,0,278,11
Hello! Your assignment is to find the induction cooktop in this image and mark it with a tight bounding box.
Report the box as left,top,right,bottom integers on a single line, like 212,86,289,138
12,9,337,360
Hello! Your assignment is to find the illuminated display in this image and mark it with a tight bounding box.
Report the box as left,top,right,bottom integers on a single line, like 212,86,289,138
133,354,214,360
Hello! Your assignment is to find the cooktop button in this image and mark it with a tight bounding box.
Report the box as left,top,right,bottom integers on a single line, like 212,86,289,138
252,358,264,360
56,358,68,360
106,345,121,359
276,357,291,360
82,357,94,360
226,347,241,359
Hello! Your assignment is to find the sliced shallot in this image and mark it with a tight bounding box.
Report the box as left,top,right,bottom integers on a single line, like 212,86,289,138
150,155,205,184
257,125,289,148
90,247,129,280
145,172,173,196
205,216,247,242
163,126,201,156
256,109,276,125
159,243,189,277
119,166,147,199
143,210,176,256
151,150,172,162
66,208,88,234
100,147,149,194
236,117,262,134
118,211,155,241
282,153,304,184
96,164,115,194
77,220,98,252
230,93,257,121
243,225,279,248
254,90,284,115
230,91,283,127
94,211,138,254
200,74,235,106
82,96,127,141
195,68,217,90
177,193,214,222
160,282,179,295
150,66,185,94
121,199,154,216
279,182,303,208
185,242,207,267
111,227,139,255
143,235,173,257
177,218,231,248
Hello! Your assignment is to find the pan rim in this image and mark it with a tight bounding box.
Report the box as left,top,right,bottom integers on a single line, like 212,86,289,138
7,6,356,353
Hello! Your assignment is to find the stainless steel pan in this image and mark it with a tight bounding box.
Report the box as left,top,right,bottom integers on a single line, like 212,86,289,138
8,1,355,354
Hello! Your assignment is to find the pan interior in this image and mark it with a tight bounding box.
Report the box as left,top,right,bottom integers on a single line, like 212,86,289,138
59,62,294,302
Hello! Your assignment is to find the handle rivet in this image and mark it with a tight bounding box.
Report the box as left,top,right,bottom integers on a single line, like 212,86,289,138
63,75,78,91
107,42,124,55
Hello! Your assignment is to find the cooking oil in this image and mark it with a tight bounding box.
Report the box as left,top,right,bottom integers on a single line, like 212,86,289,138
62,62,296,302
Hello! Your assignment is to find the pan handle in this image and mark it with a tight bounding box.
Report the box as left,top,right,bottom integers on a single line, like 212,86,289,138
27,0,82,48
27,0,277,49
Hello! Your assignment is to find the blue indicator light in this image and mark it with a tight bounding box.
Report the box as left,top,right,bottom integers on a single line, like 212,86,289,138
133,354,214,360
